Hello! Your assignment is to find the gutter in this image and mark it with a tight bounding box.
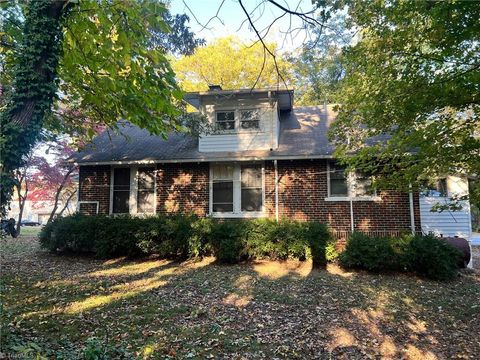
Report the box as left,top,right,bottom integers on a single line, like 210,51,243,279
72,154,335,166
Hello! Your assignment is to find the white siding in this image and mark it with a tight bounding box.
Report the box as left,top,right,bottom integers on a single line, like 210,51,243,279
420,175,472,239
198,97,278,152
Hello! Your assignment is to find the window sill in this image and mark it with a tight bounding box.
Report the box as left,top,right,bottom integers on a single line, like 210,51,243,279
209,129,264,136
210,211,266,218
324,196,381,202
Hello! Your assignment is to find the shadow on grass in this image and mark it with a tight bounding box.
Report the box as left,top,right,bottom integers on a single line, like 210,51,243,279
2,244,479,359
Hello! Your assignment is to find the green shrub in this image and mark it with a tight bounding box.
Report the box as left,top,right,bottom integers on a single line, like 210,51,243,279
339,232,402,272
208,219,245,263
339,232,462,280
39,214,335,264
405,234,462,280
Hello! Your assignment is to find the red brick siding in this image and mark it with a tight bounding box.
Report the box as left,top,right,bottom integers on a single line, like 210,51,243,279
156,163,209,216
78,165,110,215
78,161,420,235
266,159,419,233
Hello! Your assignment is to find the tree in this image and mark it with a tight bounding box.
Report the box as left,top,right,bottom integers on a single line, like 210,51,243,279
28,140,77,224
321,1,480,199
0,0,203,214
172,36,292,92
287,13,353,105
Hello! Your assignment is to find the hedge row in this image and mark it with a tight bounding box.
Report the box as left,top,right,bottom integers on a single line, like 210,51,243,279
39,214,335,266
340,232,463,280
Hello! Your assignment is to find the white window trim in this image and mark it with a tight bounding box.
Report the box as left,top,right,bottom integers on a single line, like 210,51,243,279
325,162,380,202
213,107,265,135
110,166,157,215
209,162,266,218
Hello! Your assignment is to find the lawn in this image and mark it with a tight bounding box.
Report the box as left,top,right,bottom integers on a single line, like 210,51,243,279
1,235,479,359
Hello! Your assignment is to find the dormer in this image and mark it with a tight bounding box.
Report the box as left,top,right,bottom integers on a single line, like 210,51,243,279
185,87,293,153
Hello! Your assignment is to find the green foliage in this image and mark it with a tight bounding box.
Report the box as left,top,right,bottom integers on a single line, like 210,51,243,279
287,13,352,105
405,235,463,281
339,232,406,272
340,232,461,280
172,36,293,92
39,214,335,265
321,1,480,195
0,1,204,215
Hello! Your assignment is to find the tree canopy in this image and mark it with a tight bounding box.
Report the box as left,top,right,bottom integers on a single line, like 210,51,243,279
172,36,292,92
0,0,203,213
321,1,479,198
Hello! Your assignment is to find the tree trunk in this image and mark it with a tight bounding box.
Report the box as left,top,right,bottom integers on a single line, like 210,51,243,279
0,0,70,215
15,185,27,235
47,166,75,224
57,189,77,219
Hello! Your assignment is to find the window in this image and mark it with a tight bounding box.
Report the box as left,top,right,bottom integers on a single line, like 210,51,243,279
422,178,448,197
137,167,155,213
241,165,262,211
212,164,234,212
112,168,130,213
329,164,348,197
328,162,375,198
240,109,260,130
216,111,235,131
211,163,263,215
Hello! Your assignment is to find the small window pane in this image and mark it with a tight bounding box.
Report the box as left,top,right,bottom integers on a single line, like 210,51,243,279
113,168,130,213
240,110,260,130
241,189,262,211
113,191,129,214
137,168,155,213
114,168,130,189
216,111,235,131
138,168,155,190
138,191,155,213
329,164,348,196
241,165,262,212
212,173,233,212
212,164,234,180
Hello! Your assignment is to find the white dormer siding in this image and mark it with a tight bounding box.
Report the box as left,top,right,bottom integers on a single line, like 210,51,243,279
198,95,279,152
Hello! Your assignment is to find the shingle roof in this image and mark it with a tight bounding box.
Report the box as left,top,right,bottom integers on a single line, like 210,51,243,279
72,105,337,164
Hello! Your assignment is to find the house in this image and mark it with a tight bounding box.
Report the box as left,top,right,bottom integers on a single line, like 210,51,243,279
72,87,474,241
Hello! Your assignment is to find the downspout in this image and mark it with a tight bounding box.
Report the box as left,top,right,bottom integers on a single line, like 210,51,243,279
350,198,354,232
409,183,416,235
274,159,279,222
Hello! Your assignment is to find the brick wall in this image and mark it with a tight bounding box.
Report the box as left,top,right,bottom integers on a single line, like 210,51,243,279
78,165,111,215
78,161,420,235
265,159,420,234
156,162,209,216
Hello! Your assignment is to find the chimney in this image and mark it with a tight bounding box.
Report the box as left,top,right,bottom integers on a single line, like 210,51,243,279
208,84,222,91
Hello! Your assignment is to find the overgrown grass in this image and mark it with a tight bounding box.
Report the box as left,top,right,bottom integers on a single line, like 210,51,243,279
1,237,479,359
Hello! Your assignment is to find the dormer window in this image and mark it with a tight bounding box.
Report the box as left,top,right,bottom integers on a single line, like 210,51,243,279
240,109,260,130
216,111,235,131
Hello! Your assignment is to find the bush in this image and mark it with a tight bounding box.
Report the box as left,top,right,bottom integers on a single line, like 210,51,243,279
39,214,335,264
339,232,462,280
405,234,462,280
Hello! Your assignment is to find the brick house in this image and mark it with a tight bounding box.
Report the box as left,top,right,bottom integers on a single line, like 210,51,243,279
73,87,473,239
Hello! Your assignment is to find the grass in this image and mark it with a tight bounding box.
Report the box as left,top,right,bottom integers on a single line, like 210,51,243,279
17,225,42,237
1,234,479,359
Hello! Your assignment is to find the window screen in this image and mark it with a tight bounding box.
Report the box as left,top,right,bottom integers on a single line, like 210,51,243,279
113,168,130,213
329,164,348,197
212,164,234,212
241,165,262,211
137,168,155,213
216,111,235,131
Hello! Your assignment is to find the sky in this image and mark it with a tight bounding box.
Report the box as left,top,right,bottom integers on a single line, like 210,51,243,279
169,0,319,53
